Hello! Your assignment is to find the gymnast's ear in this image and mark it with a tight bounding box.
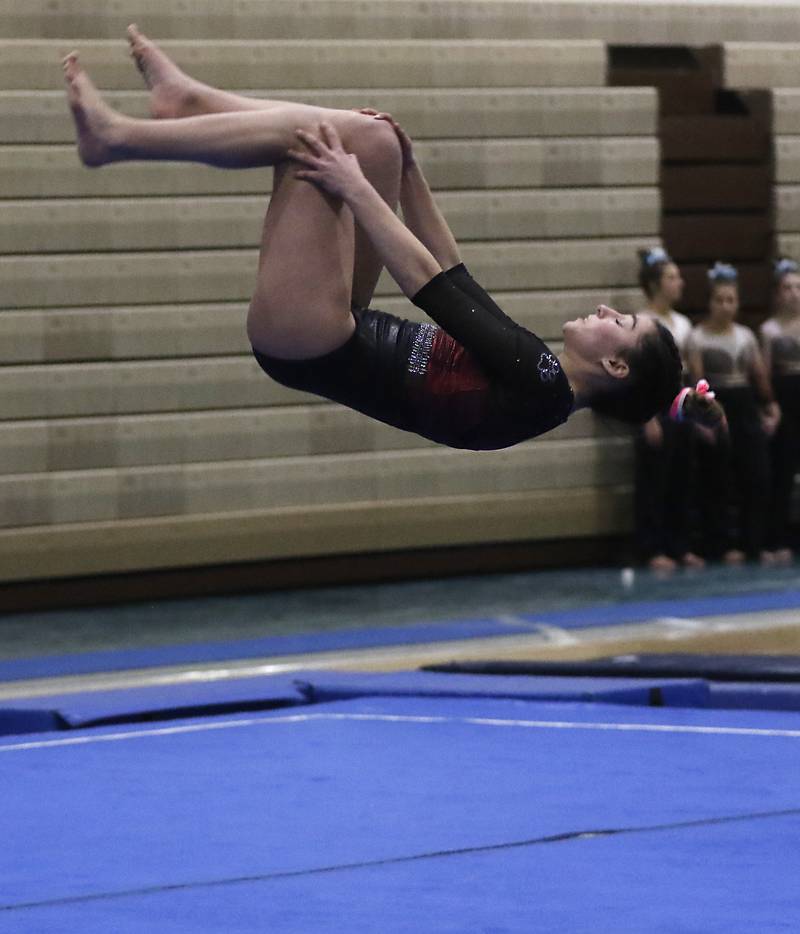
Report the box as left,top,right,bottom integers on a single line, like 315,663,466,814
601,355,630,381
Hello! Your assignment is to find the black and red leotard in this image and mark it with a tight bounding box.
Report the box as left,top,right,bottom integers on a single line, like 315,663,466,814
253,263,574,450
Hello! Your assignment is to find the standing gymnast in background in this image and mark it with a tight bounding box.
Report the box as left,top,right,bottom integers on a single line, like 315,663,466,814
62,28,722,452
688,263,779,564
760,258,800,564
633,248,704,572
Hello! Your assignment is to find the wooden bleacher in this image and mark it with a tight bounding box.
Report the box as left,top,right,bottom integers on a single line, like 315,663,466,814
716,45,800,300
9,1,800,591
2,0,800,44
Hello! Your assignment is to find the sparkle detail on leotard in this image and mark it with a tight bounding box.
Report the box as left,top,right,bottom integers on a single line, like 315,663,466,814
537,352,560,383
407,322,437,375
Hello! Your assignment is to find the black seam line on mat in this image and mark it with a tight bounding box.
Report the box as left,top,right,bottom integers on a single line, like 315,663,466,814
3,807,799,914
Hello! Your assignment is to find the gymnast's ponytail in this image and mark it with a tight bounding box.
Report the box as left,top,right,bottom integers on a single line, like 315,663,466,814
670,380,726,429
589,321,725,427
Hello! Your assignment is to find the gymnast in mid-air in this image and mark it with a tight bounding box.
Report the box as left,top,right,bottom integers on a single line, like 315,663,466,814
63,26,722,450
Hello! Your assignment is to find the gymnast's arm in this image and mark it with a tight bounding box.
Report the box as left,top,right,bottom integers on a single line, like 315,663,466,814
376,116,516,327
399,161,462,271
358,110,462,271
369,115,526,331
291,123,442,298
290,123,546,392
382,119,520,335
396,139,462,271
411,271,549,393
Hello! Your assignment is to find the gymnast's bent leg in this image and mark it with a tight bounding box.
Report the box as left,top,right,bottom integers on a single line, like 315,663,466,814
127,24,294,119
126,25,391,306
64,51,402,359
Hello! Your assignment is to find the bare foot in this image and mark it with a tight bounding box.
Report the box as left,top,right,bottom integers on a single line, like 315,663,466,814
648,554,677,574
63,52,120,167
773,547,794,566
680,551,706,570
127,23,204,119
722,548,746,566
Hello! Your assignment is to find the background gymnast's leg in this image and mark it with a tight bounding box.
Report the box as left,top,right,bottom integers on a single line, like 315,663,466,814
64,52,402,360
126,25,395,306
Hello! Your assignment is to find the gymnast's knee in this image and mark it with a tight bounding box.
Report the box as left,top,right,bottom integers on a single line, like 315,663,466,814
349,114,402,171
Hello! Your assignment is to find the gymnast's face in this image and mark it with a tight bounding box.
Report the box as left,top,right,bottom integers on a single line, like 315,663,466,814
656,262,684,305
776,273,800,315
709,284,739,327
563,305,656,379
